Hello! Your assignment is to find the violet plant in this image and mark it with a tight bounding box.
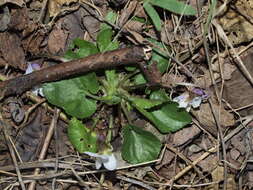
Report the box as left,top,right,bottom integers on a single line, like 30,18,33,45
41,11,193,168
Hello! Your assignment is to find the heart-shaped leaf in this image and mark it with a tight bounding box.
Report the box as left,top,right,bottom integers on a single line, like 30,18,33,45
133,90,192,133
68,118,97,153
128,96,164,109
97,28,119,52
64,38,98,60
100,11,118,30
122,124,162,164
43,77,97,119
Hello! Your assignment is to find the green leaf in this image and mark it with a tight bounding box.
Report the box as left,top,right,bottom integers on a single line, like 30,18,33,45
204,0,217,35
101,70,121,105
101,11,118,30
128,96,164,109
105,70,118,89
133,73,147,85
143,2,162,31
97,28,119,52
150,89,169,101
100,95,121,105
43,77,97,119
64,38,98,60
133,90,192,133
132,16,147,24
147,38,170,73
78,73,100,94
67,118,97,153
148,102,192,132
149,0,197,16
125,66,137,72
122,124,162,164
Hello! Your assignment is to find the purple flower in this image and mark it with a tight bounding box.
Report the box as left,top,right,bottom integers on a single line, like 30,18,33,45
192,88,209,99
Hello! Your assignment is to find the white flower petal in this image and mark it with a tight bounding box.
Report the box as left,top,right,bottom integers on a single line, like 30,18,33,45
95,158,103,169
84,152,117,170
189,97,202,108
185,106,191,112
173,92,190,108
25,63,34,75
103,154,117,171
84,152,100,157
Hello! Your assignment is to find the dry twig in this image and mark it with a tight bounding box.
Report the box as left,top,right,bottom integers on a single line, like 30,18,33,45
0,46,152,99
27,108,60,190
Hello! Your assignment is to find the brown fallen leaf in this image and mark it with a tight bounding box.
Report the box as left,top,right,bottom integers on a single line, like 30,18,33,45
223,49,253,116
8,7,30,32
218,0,253,45
192,98,235,132
190,152,218,172
0,6,10,32
48,22,68,55
211,166,224,190
15,109,47,162
118,0,138,27
124,20,144,32
172,125,201,146
48,0,78,17
0,32,26,70
0,0,24,6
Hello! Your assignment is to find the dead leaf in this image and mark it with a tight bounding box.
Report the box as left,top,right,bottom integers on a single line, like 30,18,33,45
2,97,25,124
126,30,146,45
218,0,253,45
211,166,224,190
0,6,10,32
190,152,218,172
0,57,7,67
192,99,235,131
57,6,100,48
124,20,143,32
172,125,201,146
48,22,68,55
0,0,24,6
230,148,240,160
135,2,147,18
48,0,78,17
155,149,175,170
8,7,29,32
118,0,138,27
15,109,46,162
223,50,253,116
162,73,186,87
227,176,237,190
212,57,237,80
22,29,47,55
230,130,246,156
243,171,253,189
0,32,26,70
79,5,100,40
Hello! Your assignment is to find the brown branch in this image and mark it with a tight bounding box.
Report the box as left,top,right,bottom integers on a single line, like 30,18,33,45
0,46,152,99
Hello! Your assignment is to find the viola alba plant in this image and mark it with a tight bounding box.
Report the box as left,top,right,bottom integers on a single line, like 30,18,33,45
42,11,193,166
84,151,117,171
